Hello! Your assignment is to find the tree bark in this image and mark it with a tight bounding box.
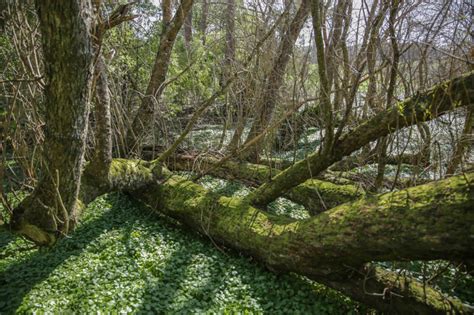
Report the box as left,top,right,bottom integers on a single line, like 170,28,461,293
446,107,474,175
238,0,310,161
310,0,334,153
90,55,112,177
223,0,235,76
248,72,474,207
199,0,208,44
162,0,172,25
132,167,473,313
11,0,95,245
184,6,193,50
373,0,400,192
168,154,364,215
127,0,194,153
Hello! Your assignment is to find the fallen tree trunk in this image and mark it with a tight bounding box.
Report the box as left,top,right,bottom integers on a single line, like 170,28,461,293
131,164,473,313
48,158,474,312
12,157,473,312
168,154,364,215
137,169,473,271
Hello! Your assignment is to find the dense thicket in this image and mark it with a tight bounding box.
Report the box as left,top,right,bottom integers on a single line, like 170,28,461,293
1,0,473,312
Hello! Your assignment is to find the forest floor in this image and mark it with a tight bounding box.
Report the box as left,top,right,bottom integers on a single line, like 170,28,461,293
0,190,363,314
1,124,472,313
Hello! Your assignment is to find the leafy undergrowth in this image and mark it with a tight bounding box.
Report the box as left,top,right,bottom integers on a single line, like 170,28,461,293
0,194,363,314
195,174,310,220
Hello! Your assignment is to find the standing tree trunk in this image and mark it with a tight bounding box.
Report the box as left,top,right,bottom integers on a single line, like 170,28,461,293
216,0,236,149
239,0,310,161
162,0,172,25
127,0,194,154
11,0,94,245
90,1,137,178
223,0,236,80
90,55,112,179
184,6,193,51
199,0,208,44
373,0,400,191
446,107,474,175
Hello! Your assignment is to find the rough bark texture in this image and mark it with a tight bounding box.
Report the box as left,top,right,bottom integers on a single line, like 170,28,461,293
11,0,94,245
132,166,473,313
90,55,112,176
249,72,474,207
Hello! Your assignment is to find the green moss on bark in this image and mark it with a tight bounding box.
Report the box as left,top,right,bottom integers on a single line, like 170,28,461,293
288,179,364,215
169,155,363,214
131,170,473,313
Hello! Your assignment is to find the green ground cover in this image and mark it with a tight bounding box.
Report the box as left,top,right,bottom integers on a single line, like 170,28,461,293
0,193,360,314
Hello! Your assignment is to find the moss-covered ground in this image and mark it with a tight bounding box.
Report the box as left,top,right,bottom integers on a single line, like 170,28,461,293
0,193,361,314
2,168,471,313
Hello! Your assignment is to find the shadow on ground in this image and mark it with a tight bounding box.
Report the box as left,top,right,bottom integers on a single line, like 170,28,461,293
0,193,358,314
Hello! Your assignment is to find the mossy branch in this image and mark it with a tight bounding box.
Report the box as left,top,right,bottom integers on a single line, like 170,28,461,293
248,72,474,207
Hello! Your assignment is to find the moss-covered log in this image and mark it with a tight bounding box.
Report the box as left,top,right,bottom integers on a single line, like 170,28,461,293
330,151,429,172
131,168,473,313
105,159,474,312
12,156,472,312
169,154,364,214
61,158,474,312
248,72,474,207
137,170,474,272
